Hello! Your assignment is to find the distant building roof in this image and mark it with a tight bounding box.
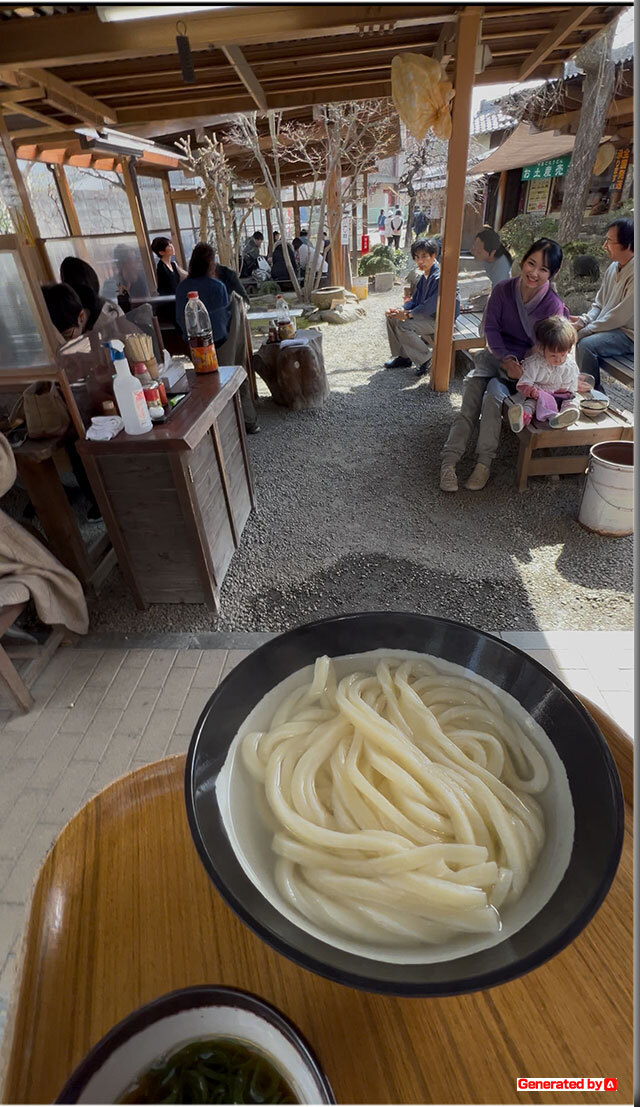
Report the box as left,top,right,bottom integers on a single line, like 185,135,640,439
472,107,517,135
564,38,633,78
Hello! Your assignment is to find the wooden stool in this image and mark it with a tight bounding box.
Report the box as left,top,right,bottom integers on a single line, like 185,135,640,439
0,586,65,713
512,408,634,491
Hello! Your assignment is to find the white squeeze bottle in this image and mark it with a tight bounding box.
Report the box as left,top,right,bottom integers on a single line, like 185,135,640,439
109,340,152,434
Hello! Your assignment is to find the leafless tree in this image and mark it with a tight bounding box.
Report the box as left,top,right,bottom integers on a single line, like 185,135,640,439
176,133,254,269
228,102,396,301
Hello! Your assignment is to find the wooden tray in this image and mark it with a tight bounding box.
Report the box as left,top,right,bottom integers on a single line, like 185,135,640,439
1,696,632,1104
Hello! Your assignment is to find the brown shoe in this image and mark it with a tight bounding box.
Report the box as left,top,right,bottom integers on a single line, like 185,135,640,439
465,463,490,491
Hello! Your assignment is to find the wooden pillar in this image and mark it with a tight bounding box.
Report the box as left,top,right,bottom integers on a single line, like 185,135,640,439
121,158,156,292
327,164,343,288
351,189,358,277
0,115,52,283
362,171,369,240
161,174,185,269
431,7,482,392
266,208,274,253
292,183,301,236
51,163,84,240
494,169,507,229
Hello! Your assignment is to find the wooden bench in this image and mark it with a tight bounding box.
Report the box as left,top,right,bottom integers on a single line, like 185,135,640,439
602,352,633,387
420,311,485,380
450,312,485,379
512,406,634,491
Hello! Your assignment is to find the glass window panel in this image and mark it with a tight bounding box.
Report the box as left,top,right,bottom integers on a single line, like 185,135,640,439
168,169,202,190
179,226,200,261
63,165,134,234
0,249,48,369
176,202,200,228
17,160,68,237
137,174,170,232
45,235,150,298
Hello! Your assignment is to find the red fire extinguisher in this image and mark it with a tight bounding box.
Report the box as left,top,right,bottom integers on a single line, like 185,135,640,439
360,234,370,254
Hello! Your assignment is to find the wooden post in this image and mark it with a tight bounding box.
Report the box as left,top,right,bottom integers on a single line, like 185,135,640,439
121,158,156,292
351,191,358,278
160,173,185,269
362,171,369,242
266,208,274,253
51,163,83,238
0,115,52,283
494,169,507,229
431,7,482,392
327,163,343,288
292,183,301,236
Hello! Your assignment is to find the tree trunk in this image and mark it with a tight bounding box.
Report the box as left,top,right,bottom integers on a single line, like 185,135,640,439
404,186,416,248
557,23,616,241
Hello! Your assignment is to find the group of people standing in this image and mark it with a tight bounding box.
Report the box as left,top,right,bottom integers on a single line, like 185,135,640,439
381,218,634,493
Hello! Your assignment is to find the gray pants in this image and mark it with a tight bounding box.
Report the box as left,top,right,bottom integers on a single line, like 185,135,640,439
386,314,435,367
442,374,514,469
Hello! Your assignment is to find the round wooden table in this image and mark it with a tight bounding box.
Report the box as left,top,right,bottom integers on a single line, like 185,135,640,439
1,697,632,1104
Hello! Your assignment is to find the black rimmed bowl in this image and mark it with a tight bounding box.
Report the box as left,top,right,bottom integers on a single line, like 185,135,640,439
185,612,624,997
56,985,335,1104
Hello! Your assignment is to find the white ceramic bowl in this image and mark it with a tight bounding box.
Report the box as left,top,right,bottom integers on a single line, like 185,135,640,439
56,986,335,1105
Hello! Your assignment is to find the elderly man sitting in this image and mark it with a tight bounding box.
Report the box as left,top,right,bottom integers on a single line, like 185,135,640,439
384,238,459,377
570,217,634,392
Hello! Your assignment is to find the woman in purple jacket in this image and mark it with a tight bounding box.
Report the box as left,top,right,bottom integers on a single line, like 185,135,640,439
440,238,568,492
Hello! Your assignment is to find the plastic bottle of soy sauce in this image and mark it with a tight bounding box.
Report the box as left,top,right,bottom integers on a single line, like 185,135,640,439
185,292,219,374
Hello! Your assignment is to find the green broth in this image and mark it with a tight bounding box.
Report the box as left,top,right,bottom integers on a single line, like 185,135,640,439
119,1038,298,1105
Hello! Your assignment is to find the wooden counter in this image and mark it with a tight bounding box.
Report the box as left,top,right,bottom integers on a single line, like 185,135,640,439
77,367,255,611
0,696,632,1105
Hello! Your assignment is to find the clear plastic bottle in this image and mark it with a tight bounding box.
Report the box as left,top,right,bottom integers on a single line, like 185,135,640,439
109,341,152,435
184,292,219,374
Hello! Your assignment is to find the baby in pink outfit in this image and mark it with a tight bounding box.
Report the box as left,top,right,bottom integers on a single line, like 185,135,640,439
508,315,580,433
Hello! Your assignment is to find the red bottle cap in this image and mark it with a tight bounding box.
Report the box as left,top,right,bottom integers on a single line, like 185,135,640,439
132,362,146,374
187,291,199,299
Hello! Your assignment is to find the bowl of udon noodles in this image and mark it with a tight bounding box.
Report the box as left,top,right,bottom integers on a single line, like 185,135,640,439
185,613,623,996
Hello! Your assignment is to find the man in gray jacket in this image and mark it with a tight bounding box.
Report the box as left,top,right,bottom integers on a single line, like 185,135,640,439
571,217,633,391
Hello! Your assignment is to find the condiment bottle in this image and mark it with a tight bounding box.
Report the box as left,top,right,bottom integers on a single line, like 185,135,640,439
108,340,152,435
184,291,219,373
144,381,164,420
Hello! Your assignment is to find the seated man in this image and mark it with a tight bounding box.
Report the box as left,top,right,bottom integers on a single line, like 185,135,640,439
384,238,460,377
571,217,633,392
240,230,265,279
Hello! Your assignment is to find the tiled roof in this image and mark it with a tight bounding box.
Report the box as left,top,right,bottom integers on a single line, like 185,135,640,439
471,109,517,135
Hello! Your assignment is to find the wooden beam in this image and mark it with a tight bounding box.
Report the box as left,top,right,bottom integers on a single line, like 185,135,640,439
19,67,117,125
121,158,157,292
518,6,595,81
0,6,460,68
431,7,482,393
2,102,60,130
117,77,393,128
52,162,82,236
11,127,80,145
219,45,268,112
0,117,53,282
538,95,634,132
161,175,185,270
0,88,45,106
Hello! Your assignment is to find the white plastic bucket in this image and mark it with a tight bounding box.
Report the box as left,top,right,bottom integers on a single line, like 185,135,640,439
578,440,633,536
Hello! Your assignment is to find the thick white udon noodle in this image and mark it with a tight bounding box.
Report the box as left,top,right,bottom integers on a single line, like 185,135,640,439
240,655,549,946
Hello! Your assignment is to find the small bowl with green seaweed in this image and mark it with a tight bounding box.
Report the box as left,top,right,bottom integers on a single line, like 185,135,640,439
56,986,335,1105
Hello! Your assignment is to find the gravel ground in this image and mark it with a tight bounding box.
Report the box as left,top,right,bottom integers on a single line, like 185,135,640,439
86,284,633,634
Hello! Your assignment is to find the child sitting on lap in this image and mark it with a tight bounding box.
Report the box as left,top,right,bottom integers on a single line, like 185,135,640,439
508,315,580,432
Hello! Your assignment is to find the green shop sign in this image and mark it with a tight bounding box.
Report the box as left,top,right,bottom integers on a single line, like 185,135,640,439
521,155,571,181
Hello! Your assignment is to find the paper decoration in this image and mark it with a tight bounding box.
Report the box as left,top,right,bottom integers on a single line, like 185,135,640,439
391,54,454,142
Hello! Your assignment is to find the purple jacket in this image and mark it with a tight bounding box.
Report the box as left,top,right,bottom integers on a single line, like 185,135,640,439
484,278,569,362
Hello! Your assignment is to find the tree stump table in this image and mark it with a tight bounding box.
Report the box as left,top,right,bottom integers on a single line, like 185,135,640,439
252,329,329,411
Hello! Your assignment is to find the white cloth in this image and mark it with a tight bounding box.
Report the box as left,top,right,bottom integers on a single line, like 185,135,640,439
518,349,580,393
86,416,124,441
384,214,394,235
390,213,403,234
578,259,634,340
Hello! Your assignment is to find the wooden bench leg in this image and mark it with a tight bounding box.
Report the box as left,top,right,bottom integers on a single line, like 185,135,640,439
516,437,534,492
0,642,34,713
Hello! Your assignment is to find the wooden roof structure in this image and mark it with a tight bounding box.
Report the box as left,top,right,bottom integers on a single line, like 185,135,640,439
0,3,627,152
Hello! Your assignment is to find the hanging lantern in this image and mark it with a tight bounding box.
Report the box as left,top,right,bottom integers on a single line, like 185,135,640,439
253,185,273,208
391,54,454,142
592,142,616,177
